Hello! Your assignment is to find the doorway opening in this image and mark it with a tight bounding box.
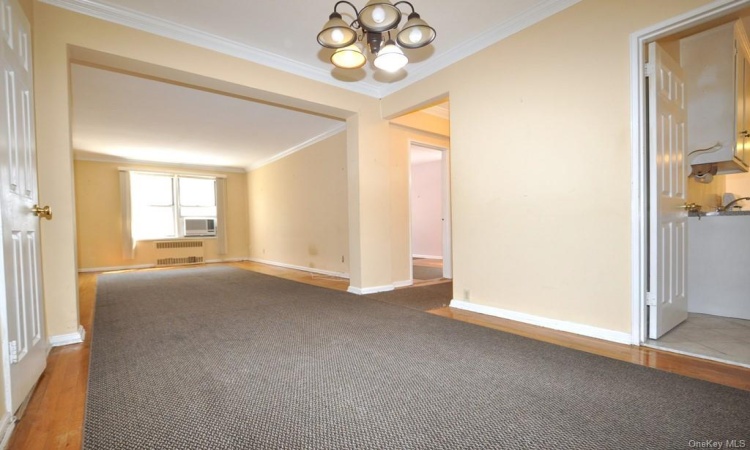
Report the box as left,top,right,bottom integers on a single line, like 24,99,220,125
409,142,451,285
632,0,750,368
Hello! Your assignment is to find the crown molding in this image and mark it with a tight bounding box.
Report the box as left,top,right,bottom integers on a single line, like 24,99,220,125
73,149,248,173
40,0,382,97
41,0,579,99
248,123,347,172
378,0,582,97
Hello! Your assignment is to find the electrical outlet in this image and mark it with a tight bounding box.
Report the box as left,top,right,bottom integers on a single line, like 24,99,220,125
341,255,345,263
463,289,471,301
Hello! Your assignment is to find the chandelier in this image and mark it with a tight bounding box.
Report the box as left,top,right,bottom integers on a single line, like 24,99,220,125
316,0,436,73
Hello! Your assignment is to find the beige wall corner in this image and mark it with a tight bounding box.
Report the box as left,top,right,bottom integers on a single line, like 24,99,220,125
18,0,32,21
381,0,712,335
347,106,393,291
248,132,349,276
33,3,80,337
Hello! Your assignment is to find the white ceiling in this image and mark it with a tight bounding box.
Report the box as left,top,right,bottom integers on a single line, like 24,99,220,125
61,0,578,171
70,64,344,172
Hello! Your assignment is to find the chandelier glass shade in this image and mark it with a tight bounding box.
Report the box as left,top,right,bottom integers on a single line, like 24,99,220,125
317,13,358,48
317,0,435,72
358,0,401,32
373,40,408,72
331,44,367,69
396,12,435,48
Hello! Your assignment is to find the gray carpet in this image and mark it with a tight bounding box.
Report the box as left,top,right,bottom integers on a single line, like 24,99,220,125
366,281,452,311
84,266,750,449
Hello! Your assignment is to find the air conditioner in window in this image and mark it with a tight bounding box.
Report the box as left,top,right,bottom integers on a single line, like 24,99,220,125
184,218,216,236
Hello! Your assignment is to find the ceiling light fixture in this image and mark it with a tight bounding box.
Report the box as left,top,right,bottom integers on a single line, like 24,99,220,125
317,0,436,73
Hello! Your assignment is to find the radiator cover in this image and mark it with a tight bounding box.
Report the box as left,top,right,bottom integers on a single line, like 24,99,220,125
154,240,205,266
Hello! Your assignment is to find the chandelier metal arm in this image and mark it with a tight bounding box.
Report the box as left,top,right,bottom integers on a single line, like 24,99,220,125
335,1,420,31
393,1,416,14
333,1,361,24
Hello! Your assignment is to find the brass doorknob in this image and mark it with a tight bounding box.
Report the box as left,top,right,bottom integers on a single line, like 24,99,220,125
32,204,52,220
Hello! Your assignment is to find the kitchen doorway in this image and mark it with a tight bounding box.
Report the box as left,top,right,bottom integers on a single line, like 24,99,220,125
632,0,750,368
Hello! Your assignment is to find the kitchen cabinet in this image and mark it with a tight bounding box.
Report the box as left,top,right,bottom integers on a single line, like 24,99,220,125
681,21,750,174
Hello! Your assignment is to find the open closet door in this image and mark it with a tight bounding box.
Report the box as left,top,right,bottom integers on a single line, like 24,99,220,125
647,42,689,339
0,0,47,413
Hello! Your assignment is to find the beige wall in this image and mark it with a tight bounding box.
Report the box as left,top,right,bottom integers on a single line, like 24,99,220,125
248,132,349,275
74,159,249,269
32,1,391,337
687,175,726,211
17,0,32,21
245,112,449,285
390,110,450,136
725,170,750,207
382,0,712,335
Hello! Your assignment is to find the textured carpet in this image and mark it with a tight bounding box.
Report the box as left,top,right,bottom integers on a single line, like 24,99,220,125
366,281,452,311
85,266,750,449
412,264,443,280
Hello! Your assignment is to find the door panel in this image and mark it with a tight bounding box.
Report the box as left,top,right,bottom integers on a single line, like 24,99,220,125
0,0,45,413
648,42,689,339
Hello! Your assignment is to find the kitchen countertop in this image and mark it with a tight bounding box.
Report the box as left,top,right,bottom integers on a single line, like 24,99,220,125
688,210,750,217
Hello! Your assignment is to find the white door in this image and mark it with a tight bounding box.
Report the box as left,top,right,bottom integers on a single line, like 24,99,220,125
409,143,452,280
0,0,47,413
647,42,689,340
440,148,452,279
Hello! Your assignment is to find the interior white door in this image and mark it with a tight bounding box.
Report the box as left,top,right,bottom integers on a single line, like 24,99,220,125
440,148,452,279
408,143,452,280
0,0,47,413
647,42,689,340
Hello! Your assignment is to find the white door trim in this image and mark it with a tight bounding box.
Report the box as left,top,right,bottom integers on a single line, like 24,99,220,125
630,0,750,345
407,141,452,282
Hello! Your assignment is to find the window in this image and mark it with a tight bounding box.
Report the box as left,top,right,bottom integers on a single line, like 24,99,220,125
130,172,217,240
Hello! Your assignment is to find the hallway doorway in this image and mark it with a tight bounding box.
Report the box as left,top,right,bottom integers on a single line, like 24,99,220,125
409,143,451,283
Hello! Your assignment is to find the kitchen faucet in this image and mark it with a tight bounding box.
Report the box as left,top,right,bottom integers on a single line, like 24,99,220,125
718,197,750,211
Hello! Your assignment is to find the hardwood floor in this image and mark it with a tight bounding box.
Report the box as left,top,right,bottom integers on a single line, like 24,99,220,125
8,262,750,449
7,273,95,450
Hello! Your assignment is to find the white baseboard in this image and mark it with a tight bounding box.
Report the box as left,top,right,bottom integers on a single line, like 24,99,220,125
348,285,395,295
78,263,155,273
49,326,86,347
449,300,633,345
0,412,15,450
393,279,413,288
78,257,255,273
247,257,350,279
205,257,248,264
412,254,443,260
